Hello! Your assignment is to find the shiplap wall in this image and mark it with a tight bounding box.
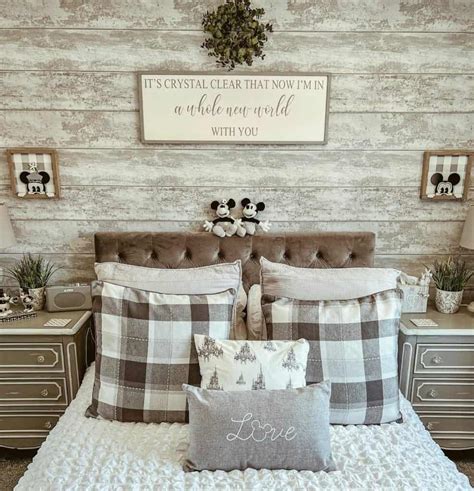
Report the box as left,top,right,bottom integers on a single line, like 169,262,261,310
1,1,473,294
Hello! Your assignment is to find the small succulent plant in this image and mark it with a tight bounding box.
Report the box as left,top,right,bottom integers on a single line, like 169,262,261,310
201,0,273,70
6,254,61,289
428,256,473,292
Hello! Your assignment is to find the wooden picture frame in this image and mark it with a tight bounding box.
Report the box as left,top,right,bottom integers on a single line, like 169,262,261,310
138,72,330,144
6,148,61,199
420,150,472,201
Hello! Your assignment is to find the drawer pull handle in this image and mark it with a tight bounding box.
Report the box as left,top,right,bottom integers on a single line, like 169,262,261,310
431,356,443,365
44,421,52,430
40,389,49,397
426,422,434,431
37,355,45,364
428,389,439,399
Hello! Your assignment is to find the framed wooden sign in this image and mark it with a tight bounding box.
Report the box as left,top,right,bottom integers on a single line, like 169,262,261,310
6,148,61,199
138,72,330,144
420,150,472,201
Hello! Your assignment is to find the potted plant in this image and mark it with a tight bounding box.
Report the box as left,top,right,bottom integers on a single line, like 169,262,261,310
429,257,473,314
6,254,61,311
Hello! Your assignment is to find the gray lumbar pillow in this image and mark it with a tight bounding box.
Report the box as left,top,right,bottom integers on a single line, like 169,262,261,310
182,381,336,472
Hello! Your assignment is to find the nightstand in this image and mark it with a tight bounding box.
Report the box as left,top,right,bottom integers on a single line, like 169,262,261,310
0,310,92,449
399,306,474,450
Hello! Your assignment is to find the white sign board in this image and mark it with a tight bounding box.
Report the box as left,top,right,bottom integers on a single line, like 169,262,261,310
138,73,330,144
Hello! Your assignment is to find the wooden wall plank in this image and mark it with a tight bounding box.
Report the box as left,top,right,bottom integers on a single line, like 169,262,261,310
1,0,472,32
4,219,469,256
2,148,472,189
0,149,429,188
2,111,472,150
1,186,471,222
2,30,472,73
0,254,96,286
3,72,473,113
376,255,474,278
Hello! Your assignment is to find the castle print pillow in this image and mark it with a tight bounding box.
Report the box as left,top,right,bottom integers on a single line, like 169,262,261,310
194,335,309,391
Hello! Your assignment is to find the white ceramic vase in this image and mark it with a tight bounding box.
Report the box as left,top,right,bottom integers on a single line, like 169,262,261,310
27,287,46,311
435,288,463,314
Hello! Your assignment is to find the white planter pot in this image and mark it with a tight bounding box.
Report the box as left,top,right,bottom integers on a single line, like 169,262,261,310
435,288,463,314
26,287,46,311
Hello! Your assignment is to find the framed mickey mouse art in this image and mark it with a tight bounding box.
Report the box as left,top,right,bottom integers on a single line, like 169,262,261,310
6,148,61,199
420,150,472,201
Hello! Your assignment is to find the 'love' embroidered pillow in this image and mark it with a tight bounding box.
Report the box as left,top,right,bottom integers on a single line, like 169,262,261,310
182,382,335,472
194,335,309,391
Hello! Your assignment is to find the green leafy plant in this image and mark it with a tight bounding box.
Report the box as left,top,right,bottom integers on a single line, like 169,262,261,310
6,254,61,289
428,256,473,292
201,0,273,70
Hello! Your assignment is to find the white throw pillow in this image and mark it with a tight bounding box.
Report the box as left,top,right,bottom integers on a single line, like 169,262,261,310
260,257,400,300
95,261,247,339
194,334,309,391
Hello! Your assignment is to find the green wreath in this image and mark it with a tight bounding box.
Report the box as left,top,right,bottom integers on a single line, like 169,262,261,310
201,0,273,70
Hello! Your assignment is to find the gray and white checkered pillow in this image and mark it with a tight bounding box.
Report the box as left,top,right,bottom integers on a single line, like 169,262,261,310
262,289,402,425
86,281,235,423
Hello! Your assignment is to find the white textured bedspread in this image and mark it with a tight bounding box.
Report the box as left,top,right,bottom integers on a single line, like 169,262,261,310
17,367,470,490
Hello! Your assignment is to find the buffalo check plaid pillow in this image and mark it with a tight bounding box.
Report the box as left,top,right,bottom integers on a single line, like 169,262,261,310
262,289,402,425
86,281,235,423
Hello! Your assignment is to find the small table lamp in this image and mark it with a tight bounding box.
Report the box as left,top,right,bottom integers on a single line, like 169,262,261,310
460,205,474,312
0,203,17,292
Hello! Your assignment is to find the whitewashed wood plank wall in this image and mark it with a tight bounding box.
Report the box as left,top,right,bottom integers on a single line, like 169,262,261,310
0,1,473,295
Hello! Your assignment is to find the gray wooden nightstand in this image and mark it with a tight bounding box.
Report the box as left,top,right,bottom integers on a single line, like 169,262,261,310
0,310,92,449
399,306,474,450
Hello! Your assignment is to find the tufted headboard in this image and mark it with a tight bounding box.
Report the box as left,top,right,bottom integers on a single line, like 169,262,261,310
94,232,375,291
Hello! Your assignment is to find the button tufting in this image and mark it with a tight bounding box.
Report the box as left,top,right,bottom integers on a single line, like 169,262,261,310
217,251,225,260
349,253,355,260
283,251,290,260
316,252,322,259
250,253,257,260
185,249,192,260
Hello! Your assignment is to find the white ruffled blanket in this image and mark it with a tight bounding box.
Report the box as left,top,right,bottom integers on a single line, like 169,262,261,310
17,367,470,490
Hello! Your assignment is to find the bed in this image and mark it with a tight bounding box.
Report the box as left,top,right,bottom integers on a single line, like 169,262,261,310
16,232,471,490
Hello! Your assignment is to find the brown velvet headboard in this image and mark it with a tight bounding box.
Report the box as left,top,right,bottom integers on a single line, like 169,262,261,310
94,232,375,290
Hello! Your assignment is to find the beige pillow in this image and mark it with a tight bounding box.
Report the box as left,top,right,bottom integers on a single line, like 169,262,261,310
94,261,247,339
247,284,266,340
260,257,400,300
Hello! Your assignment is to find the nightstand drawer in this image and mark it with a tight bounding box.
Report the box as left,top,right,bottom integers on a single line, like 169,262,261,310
0,378,67,406
419,413,474,450
419,413,474,433
0,412,61,434
412,378,474,407
415,344,474,374
0,343,64,373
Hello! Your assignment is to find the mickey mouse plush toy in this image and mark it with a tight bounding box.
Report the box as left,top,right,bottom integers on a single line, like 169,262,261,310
204,199,243,237
237,198,271,237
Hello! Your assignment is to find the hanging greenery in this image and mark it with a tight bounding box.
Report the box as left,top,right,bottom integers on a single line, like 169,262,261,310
201,0,273,70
